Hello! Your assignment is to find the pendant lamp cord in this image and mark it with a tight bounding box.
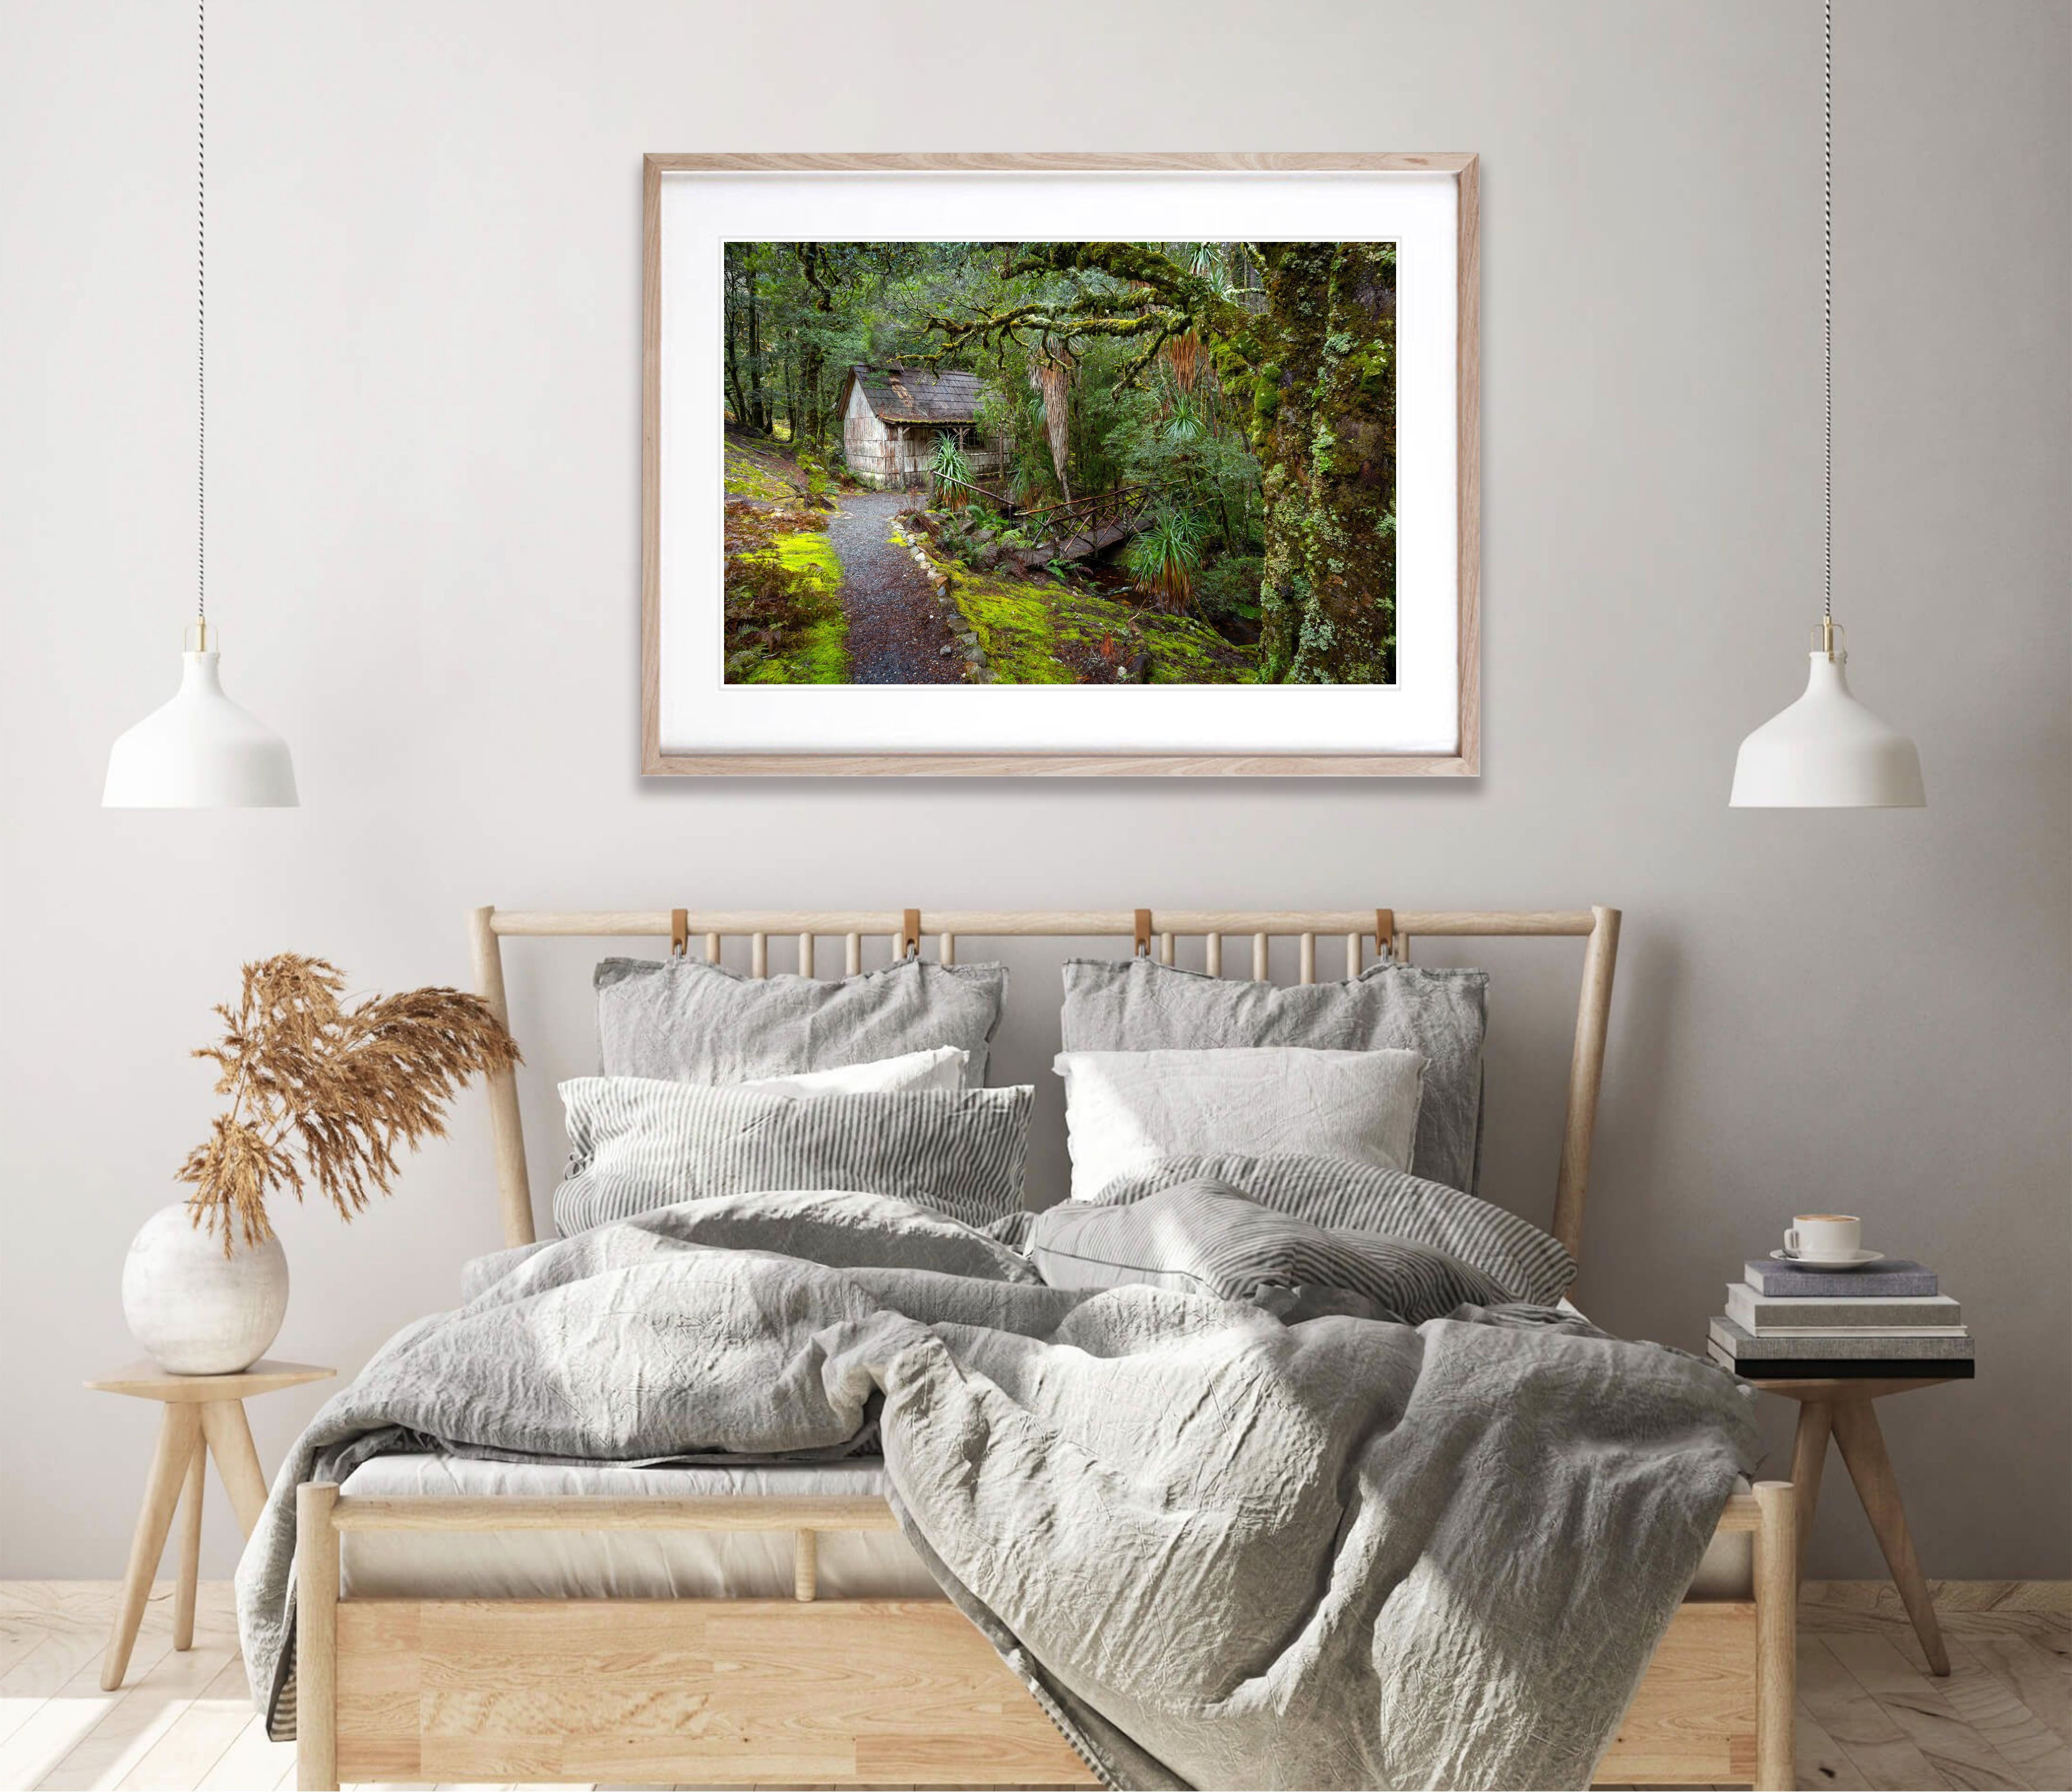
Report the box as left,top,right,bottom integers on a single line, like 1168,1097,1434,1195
197,0,206,630
1822,0,1832,625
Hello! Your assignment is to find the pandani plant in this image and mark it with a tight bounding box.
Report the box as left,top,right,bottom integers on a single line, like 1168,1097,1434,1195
178,953,521,1253
1126,508,1207,613
931,431,974,507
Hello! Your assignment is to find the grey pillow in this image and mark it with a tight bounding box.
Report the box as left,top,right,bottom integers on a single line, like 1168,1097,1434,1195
1091,1152,1574,1304
1061,956,1487,1195
598,956,1008,1088
1025,1179,1512,1324
551,1078,1032,1236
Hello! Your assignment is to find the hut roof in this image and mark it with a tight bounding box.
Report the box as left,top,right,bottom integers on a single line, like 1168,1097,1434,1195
844,364,986,425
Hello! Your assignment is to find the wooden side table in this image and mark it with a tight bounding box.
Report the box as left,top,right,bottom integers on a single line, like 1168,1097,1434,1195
1750,1373,1967,1676
88,1357,333,1690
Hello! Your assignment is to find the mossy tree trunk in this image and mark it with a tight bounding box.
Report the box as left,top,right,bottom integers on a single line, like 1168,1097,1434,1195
926,240,1396,681
1251,245,1396,684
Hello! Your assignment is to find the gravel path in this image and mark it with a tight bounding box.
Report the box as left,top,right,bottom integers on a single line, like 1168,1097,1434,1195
825,491,967,684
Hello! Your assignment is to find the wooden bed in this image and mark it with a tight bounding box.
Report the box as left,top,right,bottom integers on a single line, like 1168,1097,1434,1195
293,905,1795,1791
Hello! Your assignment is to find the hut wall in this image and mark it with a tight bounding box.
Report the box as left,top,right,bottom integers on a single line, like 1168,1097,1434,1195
842,382,897,486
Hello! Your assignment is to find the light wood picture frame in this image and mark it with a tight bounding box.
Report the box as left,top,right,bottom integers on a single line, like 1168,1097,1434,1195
641,153,1481,777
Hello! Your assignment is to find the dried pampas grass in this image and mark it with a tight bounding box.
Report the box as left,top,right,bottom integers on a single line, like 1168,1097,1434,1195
177,954,521,1253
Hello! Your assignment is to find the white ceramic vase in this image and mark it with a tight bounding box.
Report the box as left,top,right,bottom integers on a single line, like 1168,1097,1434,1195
122,1204,289,1375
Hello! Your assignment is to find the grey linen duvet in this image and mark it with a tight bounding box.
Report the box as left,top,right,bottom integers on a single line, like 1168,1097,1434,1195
236,1186,1754,1790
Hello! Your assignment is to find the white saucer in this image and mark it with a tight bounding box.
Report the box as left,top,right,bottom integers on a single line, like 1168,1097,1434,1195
1771,1248,1886,1272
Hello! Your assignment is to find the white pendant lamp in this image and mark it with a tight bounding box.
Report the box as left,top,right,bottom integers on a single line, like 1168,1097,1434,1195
1730,0,1923,810
104,0,297,810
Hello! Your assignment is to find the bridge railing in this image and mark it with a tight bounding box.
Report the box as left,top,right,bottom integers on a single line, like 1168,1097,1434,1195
1014,485,1153,543
926,478,1156,558
931,471,1012,511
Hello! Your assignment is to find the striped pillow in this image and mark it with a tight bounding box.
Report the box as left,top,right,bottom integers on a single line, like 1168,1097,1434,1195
1025,1179,1511,1324
552,1078,1032,1237
1089,1152,1575,1304
1060,956,1488,1196
597,956,1009,1088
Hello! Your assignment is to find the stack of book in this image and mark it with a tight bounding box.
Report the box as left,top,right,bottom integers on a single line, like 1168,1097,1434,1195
1707,1258,1974,1379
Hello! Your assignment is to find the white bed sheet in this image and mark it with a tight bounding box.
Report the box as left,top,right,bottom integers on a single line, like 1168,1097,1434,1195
337,1455,939,1599
338,1446,1753,1602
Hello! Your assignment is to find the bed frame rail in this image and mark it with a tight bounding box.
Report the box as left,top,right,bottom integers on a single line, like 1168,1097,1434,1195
295,1482,1795,1790
297,1482,1098,1789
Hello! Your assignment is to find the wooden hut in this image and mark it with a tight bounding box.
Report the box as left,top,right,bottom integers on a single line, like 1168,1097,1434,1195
838,365,1005,489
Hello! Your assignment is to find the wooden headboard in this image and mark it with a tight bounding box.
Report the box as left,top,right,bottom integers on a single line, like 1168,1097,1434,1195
466,906,1621,1259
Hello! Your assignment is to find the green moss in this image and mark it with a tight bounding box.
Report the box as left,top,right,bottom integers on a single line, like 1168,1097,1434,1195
946,564,1257,686
794,450,835,499
740,531,848,683
908,529,1258,685
724,445,795,503
950,570,1078,683
1137,612,1235,677
744,609,847,683
768,531,841,589
1252,363,1282,421
1353,339,1393,402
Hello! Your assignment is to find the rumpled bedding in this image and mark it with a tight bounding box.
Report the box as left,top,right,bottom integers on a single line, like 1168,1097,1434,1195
238,1180,1753,1790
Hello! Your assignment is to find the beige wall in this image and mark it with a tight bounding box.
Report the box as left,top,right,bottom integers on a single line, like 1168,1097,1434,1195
1,0,2065,1580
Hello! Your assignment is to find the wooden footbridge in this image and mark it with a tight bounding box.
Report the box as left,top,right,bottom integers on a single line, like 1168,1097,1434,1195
935,476,1154,567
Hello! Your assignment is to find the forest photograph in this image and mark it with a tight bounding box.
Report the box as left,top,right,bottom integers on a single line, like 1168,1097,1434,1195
719,241,1397,689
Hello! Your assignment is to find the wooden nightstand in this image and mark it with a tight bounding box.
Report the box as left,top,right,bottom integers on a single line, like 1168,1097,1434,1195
87,1357,333,1690
1746,1373,1968,1676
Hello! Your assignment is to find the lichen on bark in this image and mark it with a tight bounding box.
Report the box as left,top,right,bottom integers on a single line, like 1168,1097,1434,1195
1254,245,1397,684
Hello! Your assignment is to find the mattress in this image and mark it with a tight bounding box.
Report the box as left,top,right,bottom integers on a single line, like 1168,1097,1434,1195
337,1451,1754,1601
337,1455,940,1599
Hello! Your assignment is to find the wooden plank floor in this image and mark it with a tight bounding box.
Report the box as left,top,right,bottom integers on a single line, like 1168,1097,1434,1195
2,1580,2062,1790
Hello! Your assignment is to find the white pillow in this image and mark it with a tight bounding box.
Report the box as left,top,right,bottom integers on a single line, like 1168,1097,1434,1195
733,1044,968,1098
1054,1047,1425,1203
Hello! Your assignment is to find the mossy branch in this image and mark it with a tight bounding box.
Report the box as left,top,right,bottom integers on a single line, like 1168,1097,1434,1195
917,241,1262,388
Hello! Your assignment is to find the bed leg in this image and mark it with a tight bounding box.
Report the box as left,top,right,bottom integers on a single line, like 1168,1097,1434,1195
794,1527,818,1601
296,1482,340,1792
1753,1478,1796,1792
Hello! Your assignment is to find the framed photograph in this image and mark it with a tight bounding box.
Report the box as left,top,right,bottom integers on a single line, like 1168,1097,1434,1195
642,153,1478,776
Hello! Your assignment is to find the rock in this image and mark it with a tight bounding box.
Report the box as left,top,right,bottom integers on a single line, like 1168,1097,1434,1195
938,643,955,657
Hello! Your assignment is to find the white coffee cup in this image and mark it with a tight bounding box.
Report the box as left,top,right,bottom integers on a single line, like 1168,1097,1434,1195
1786,1214,1862,1260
